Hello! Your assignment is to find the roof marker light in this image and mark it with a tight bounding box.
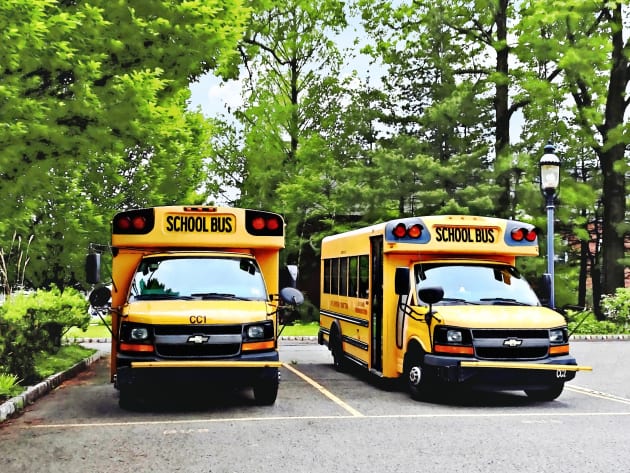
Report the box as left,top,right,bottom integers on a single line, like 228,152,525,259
393,223,407,239
407,224,423,239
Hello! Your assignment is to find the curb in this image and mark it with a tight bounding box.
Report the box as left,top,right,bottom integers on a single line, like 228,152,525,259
570,334,630,341
0,351,104,423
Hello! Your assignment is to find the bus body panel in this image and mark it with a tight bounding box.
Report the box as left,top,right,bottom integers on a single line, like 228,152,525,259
94,206,287,405
319,214,591,399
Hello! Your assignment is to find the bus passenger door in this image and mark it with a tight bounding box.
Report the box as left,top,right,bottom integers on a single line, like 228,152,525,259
370,236,384,372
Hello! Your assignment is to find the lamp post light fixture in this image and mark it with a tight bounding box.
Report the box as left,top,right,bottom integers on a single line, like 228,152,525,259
539,142,561,309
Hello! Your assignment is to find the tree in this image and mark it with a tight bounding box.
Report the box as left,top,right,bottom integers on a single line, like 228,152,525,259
0,0,248,289
229,0,347,210
516,0,629,311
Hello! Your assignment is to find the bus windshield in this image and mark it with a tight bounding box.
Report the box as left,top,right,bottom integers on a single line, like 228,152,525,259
129,256,268,302
414,263,541,307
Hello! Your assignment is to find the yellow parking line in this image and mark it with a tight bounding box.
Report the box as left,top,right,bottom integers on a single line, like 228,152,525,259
282,363,364,417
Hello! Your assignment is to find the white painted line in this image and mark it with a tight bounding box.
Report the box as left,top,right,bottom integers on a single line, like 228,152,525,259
282,362,364,417
566,385,630,405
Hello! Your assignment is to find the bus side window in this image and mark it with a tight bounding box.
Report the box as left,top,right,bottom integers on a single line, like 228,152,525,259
349,256,358,298
331,259,339,295
340,257,349,296
323,259,331,294
358,255,369,299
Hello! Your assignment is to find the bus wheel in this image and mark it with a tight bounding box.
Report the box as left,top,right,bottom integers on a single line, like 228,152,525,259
118,386,140,410
405,350,432,401
525,384,564,402
330,327,346,372
253,372,279,405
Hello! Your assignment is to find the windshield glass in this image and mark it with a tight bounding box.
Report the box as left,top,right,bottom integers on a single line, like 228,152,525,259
129,256,267,301
414,263,541,306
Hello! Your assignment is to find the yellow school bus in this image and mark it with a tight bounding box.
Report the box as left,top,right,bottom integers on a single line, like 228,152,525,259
318,215,591,401
86,206,302,408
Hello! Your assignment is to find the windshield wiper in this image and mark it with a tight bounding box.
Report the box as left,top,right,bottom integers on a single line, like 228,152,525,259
479,297,531,306
191,292,248,300
134,294,192,300
438,298,479,305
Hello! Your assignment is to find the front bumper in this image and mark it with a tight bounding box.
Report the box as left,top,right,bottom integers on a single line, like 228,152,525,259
116,350,280,390
424,354,590,390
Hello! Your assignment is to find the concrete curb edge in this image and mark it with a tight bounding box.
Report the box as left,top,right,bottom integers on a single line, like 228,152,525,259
0,350,104,423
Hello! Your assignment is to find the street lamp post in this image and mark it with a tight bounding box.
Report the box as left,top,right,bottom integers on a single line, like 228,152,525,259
539,142,561,309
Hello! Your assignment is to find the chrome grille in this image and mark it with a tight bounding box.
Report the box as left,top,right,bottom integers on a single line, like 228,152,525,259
153,324,242,358
472,329,549,360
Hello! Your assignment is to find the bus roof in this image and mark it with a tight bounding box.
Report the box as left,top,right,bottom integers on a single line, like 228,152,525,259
321,215,539,258
111,206,285,250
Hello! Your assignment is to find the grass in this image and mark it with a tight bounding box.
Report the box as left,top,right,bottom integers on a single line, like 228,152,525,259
34,345,96,379
66,321,320,339
1,345,96,403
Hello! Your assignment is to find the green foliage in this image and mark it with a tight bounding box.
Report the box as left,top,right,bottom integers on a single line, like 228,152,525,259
0,287,90,384
567,311,623,335
34,345,94,380
601,288,630,330
0,0,249,290
0,373,21,400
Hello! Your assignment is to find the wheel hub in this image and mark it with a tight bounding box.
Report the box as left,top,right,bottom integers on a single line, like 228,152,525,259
409,366,422,386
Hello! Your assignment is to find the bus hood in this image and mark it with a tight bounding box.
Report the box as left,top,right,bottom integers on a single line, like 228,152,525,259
122,300,273,325
432,304,566,329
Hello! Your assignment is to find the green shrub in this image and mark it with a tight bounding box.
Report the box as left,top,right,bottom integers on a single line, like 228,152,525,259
601,288,630,330
0,373,21,401
567,310,623,335
0,286,89,384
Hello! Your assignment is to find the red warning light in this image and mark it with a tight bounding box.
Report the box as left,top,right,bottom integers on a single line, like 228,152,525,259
511,228,525,242
132,216,146,230
117,216,131,231
525,229,537,242
251,217,266,231
393,223,407,239
266,217,280,231
407,224,423,239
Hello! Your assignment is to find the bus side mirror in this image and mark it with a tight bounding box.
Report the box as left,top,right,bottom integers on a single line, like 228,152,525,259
539,273,552,307
395,267,410,295
418,287,444,305
86,253,101,284
279,287,304,306
88,285,111,307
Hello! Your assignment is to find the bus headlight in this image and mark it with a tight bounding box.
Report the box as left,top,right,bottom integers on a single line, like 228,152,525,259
549,328,567,343
247,325,266,339
130,327,150,341
446,329,463,343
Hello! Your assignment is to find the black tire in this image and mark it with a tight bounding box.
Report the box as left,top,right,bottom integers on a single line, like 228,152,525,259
525,384,564,401
118,386,141,410
404,348,434,401
253,371,279,405
330,327,346,372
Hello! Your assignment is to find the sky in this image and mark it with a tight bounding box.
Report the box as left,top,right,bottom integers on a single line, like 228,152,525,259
187,10,379,119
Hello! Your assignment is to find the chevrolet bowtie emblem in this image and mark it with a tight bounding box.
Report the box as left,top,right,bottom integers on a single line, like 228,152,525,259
503,338,523,347
188,335,209,344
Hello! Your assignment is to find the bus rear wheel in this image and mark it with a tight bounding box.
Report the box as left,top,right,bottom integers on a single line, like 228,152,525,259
330,327,346,372
525,383,564,402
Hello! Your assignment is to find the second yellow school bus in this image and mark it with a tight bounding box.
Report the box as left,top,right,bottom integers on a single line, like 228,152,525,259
318,215,591,401
86,206,302,408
